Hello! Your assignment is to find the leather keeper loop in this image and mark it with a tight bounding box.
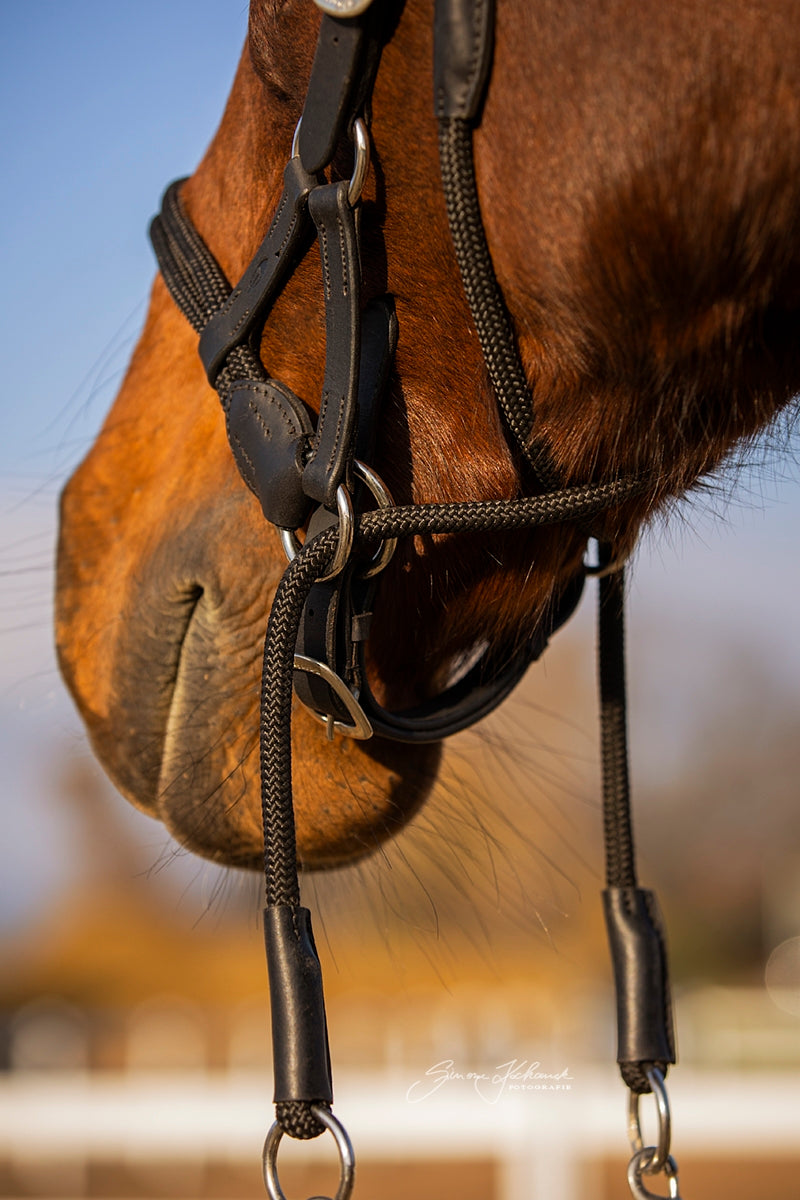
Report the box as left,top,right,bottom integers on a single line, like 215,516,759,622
602,887,676,1091
264,905,333,1105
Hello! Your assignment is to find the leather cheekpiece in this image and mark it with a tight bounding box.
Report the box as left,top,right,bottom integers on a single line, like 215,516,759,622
302,181,362,508
298,15,366,174
198,157,317,386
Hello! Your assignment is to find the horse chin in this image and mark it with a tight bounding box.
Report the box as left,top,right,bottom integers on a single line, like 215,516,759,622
56,487,440,872
154,684,442,872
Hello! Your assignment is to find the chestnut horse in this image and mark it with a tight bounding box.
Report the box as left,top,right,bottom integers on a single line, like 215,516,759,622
56,0,800,879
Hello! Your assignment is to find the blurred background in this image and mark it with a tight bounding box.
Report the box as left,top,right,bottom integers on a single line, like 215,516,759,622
2,4,800,1199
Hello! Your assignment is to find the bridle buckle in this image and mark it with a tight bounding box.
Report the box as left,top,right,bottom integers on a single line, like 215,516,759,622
293,654,373,740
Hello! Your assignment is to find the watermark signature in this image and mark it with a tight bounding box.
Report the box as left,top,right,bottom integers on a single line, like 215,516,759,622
407,1058,574,1104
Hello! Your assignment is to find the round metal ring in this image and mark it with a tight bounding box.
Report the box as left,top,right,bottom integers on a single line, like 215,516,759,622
263,1106,355,1200
291,116,369,207
627,1149,681,1200
353,460,397,579
280,485,355,582
627,1067,671,1175
348,118,370,206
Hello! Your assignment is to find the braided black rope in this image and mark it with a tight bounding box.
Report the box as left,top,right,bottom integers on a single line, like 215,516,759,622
260,477,646,1137
150,182,266,408
260,476,647,900
437,118,561,492
275,1099,330,1141
150,181,231,328
598,567,637,890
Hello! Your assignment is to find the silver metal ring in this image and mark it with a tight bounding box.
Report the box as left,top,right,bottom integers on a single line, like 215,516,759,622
291,115,369,207
280,484,355,582
348,118,370,206
627,1067,671,1175
352,460,396,579
291,115,303,161
627,1149,681,1200
263,1106,355,1200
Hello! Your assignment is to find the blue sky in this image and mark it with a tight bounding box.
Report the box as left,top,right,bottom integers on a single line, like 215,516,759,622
2,2,248,483
2,4,800,937
1,4,249,929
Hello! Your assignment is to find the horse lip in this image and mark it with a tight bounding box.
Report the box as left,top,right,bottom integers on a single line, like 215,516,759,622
114,579,210,820
151,578,267,867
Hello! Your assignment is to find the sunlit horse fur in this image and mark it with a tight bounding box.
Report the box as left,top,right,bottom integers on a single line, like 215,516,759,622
56,0,800,869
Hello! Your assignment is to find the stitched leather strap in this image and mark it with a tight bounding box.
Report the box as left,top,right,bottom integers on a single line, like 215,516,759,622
303,181,363,507
298,14,367,172
198,157,317,386
434,0,495,120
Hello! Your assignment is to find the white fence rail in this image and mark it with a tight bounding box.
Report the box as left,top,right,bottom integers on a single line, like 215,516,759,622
2,1068,798,1200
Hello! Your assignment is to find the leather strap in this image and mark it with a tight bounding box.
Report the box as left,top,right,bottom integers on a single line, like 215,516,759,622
294,568,585,742
298,15,367,173
359,568,585,741
303,181,363,507
198,157,317,386
602,887,676,1092
264,904,333,1105
434,0,495,120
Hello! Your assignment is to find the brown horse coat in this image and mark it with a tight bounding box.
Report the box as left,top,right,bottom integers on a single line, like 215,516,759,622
56,0,800,868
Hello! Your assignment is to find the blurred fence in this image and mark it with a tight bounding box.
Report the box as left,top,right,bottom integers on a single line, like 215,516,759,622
1,988,799,1199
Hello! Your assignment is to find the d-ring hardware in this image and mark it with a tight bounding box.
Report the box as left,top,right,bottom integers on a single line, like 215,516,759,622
263,1105,355,1200
627,1149,681,1200
353,461,396,579
290,116,370,208
347,118,370,207
280,461,395,582
281,485,355,583
627,1066,671,1174
294,655,374,740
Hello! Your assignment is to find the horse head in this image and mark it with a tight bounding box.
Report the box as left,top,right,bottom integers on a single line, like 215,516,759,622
56,0,800,871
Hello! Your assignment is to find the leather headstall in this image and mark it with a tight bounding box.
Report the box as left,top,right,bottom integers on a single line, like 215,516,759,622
150,0,586,745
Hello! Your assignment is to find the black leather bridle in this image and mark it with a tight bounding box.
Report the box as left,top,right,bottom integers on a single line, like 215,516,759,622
149,2,681,1198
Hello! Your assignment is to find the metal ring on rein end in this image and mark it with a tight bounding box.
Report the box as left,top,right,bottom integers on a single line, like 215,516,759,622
352,460,396,579
627,1066,671,1174
263,1106,355,1200
627,1149,681,1200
